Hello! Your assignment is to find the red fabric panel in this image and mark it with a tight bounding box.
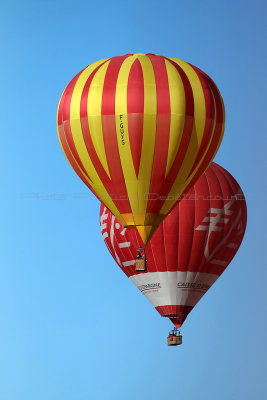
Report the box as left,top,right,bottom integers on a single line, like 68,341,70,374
146,57,195,213
157,305,193,327
127,58,144,177
101,55,132,213
186,65,215,176
80,62,111,183
61,71,90,179
186,65,224,184
146,55,171,214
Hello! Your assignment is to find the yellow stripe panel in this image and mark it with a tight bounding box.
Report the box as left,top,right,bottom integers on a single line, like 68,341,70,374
211,88,225,157
159,182,188,215
69,59,120,218
168,57,207,183
115,55,139,219
159,59,225,215
182,79,225,187
159,58,207,215
59,123,94,186
186,124,225,186
57,92,93,186
136,54,157,224
164,59,186,177
87,61,111,178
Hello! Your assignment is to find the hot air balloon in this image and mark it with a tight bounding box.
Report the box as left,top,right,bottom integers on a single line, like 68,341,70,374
100,163,247,344
58,53,225,245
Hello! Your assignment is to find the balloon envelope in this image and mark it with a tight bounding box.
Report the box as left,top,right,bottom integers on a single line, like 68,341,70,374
58,53,225,245
100,163,247,327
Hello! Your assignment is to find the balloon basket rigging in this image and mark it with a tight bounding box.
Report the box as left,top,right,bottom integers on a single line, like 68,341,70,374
135,246,147,271
167,328,182,346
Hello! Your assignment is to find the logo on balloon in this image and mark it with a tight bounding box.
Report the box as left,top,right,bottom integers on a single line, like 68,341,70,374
195,191,244,266
100,206,135,268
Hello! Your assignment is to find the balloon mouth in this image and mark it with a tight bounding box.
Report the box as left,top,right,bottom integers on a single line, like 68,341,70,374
115,212,167,245
169,317,182,329
122,225,151,247
136,225,152,246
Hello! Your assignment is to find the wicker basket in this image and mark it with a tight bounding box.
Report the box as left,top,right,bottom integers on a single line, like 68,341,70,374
135,258,146,271
167,334,182,346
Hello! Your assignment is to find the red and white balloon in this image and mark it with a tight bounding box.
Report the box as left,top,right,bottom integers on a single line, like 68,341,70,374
100,163,247,328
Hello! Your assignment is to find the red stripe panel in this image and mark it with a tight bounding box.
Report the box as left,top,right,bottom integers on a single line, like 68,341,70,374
147,222,167,272
178,185,196,271
61,71,90,180
211,165,241,270
147,57,194,213
79,60,132,211
146,55,171,213
156,305,193,327
80,61,111,184
198,166,225,274
58,92,98,198
187,66,215,177
58,124,98,198
127,58,144,177
186,65,224,185
101,55,132,214
102,55,130,114
162,200,181,271
187,173,211,272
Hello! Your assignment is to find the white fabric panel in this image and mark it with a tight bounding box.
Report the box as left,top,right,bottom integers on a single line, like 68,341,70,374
130,271,219,308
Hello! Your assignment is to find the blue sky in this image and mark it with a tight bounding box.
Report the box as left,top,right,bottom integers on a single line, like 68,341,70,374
1,0,267,399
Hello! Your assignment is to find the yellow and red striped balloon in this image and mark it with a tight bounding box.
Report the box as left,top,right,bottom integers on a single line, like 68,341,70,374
57,53,225,245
